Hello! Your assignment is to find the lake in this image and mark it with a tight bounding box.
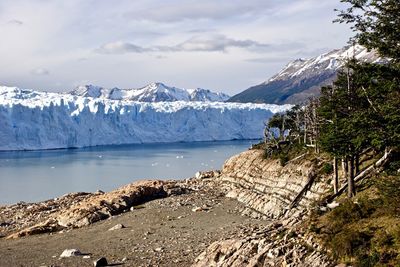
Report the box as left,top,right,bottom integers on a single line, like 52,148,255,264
0,140,258,205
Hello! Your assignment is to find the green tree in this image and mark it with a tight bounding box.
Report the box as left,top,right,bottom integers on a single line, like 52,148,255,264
336,0,400,62
316,0,400,198
319,60,371,197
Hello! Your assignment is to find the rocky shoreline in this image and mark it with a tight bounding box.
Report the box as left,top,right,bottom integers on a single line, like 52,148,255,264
0,149,335,266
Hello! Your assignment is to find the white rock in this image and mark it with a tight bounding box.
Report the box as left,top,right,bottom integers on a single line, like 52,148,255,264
154,247,163,252
108,224,125,231
192,206,202,212
60,249,82,258
195,172,201,179
327,201,340,209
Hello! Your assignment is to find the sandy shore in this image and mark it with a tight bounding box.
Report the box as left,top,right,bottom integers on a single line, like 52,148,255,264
0,177,269,267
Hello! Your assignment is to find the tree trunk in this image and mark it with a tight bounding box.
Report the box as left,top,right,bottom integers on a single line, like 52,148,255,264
333,157,339,194
348,155,356,197
355,153,360,174
342,158,348,182
325,149,392,202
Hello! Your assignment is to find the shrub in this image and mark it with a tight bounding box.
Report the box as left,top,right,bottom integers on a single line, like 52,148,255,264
376,175,400,215
324,200,364,234
279,153,289,166
320,162,334,175
315,176,400,266
330,228,373,261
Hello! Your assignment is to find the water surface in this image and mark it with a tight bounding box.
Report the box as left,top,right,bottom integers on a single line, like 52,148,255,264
0,140,257,204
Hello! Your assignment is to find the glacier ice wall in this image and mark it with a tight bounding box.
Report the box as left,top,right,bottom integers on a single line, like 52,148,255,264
0,86,291,150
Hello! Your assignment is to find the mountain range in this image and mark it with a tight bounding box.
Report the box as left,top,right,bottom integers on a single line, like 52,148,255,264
66,44,382,106
228,44,383,105
70,82,230,102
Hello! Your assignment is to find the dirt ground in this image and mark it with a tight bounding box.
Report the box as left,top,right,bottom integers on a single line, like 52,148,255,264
0,187,269,267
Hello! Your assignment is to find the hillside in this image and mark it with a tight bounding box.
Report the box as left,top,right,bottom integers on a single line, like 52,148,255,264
228,45,382,104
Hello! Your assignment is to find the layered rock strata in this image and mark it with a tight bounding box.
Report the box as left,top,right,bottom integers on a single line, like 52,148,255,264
193,222,331,267
219,149,330,220
193,149,333,266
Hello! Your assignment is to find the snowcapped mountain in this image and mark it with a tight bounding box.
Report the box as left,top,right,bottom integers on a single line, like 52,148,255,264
70,82,230,102
0,86,290,151
229,44,383,105
188,88,230,102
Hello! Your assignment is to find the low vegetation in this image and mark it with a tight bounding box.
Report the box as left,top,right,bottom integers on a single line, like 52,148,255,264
309,163,400,266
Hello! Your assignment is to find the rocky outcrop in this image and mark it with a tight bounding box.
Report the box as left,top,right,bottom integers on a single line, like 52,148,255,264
0,192,92,237
219,149,330,221
1,177,225,239
55,180,165,228
193,222,331,267
6,180,166,238
193,149,334,267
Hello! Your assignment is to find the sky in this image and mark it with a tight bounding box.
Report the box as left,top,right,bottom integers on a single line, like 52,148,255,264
0,0,353,95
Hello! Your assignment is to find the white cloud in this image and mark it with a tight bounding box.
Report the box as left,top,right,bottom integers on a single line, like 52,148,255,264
96,41,147,54
96,34,271,54
31,68,49,75
124,1,264,22
176,34,270,52
7,19,23,25
0,0,353,94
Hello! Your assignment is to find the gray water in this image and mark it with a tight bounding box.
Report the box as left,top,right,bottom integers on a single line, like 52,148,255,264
0,140,257,205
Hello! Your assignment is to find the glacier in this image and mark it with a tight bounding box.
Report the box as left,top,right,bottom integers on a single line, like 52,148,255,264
0,86,291,151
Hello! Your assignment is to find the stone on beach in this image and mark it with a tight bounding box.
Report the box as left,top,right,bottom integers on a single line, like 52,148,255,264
60,248,82,258
93,257,108,267
108,224,125,231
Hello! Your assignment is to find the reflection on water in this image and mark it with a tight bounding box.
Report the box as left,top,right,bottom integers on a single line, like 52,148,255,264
0,140,258,204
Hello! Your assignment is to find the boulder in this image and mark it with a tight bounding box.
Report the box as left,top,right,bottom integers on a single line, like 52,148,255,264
60,249,82,258
93,257,108,267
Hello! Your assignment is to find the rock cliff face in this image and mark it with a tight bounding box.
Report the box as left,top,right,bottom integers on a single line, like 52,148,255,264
193,149,333,267
219,149,330,220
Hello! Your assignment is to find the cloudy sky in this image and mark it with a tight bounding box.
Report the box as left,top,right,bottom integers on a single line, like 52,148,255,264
0,0,353,95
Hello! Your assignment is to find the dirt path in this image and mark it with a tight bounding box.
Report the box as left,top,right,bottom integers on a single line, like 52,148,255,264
0,184,269,267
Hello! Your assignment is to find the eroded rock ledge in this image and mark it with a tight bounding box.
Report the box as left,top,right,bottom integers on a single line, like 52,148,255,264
2,180,176,239
219,149,330,221
192,149,333,267
193,222,331,267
